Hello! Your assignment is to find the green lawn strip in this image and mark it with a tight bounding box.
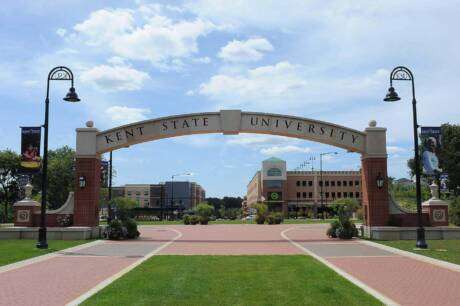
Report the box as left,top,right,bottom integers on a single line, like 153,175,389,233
0,240,92,267
377,240,460,265
84,255,380,306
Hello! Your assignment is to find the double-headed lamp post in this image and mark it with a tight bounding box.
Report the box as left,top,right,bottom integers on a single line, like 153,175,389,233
37,67,80,249
383,66,427,249
319,151,338,218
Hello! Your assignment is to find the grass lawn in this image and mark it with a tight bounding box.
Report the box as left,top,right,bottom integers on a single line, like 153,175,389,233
84,255,380,306
0,240,92,267
378,240,460,265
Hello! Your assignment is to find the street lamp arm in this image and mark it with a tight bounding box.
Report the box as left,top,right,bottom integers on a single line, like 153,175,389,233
48,66,75,83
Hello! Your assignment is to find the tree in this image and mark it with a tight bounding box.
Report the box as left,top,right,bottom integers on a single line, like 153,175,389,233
111,197,137,220
195,202,214,224
32,146,75,209
0,150,21,223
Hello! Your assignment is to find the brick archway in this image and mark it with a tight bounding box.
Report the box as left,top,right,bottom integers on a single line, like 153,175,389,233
74,110,388,227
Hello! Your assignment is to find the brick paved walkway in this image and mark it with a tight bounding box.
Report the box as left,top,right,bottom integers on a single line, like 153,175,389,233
0,227,178,306
1,224,459,306
284,225,460,306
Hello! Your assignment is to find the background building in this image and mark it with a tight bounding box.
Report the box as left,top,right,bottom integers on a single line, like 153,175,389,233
112,181,205,211
246,157,362,215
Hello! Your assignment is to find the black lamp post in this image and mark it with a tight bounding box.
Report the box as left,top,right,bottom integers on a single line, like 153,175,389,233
383,66,427,249
319,151,338,219
37,66,80,249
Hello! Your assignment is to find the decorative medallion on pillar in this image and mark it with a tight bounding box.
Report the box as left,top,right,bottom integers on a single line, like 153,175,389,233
13,183,40,227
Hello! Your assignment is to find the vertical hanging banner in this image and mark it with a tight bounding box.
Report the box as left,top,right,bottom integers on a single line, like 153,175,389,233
100,160,109,188
20,127,41,172
420,126,442,176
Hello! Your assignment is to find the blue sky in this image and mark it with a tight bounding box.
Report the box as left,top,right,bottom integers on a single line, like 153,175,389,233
1,1,459,197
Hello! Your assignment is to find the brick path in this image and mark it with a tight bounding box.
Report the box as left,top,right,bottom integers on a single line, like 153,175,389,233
1,224,459,306
284,225,460,306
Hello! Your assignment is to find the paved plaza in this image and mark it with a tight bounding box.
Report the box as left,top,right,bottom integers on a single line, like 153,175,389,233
0,224,459,305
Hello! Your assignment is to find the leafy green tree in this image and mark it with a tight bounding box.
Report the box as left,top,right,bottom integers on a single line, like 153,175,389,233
254,202,268,224
111,197,137,220
32,146,75,209
0,150,21,222
330,198,360,216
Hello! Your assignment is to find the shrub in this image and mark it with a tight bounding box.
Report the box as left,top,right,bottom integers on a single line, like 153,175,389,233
106,219,125,240
273,212,284,224
449,197,460,226
183,214,191,225
124,218,140,239
254,203,268,224
190,215,200,225
336,220,358,239
266,214,275,224
195,203,214,225
327,220,340,238
327,206,358,240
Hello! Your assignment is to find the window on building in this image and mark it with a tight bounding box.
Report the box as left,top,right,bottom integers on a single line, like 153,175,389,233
265,180,282,188
302,180,307,186
319,181,323,186
355,180,360,186
349,181,353,186
144,191,148,196
349,192,354,198
267,168,282,176
296,181,300,186
325,181,329,187
136,191,141,196
325,192,330,198
343,181,347,187
302,192,307,198
337,181,341,187
127,192,132,196
297,192,300,198
355,192,360,198
309,192,313,198
331,181,335,187
343,192,348,198
308,181,313,186
337,192,342,198
332,192,336,198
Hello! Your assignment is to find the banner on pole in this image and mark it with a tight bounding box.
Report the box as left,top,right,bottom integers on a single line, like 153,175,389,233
420,126,442,176
20,127,41,172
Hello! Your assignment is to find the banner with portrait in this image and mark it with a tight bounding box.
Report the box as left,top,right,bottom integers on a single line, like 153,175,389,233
20,127,41,172
420,126,442,176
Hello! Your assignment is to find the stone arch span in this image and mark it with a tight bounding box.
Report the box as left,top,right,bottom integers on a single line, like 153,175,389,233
74,109,389,229
94,110,366,154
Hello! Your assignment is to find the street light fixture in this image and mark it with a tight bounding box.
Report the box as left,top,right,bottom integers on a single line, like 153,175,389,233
37,66,80,249
383,66,427,249
319,151,338,219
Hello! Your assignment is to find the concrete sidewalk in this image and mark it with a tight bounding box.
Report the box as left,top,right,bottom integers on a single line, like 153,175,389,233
0,227,178,306
284,225,460,306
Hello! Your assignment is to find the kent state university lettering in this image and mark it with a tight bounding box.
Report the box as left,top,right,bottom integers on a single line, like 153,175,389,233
96,111,365,154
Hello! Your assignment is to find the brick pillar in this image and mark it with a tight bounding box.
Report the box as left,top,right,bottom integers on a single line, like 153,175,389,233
74,157,101,226
74,121,100,227
362,121,389,226
361,157,389,226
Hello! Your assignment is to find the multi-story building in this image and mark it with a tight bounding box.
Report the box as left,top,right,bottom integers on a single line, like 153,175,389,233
246,157,362,214
112,182,205,210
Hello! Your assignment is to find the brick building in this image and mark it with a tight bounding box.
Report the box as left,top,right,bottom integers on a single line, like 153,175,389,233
246,157,361,215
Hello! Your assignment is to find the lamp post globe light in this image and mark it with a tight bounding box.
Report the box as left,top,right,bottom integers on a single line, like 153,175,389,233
319,151,338,219
37,66,80,249
383,66,427,249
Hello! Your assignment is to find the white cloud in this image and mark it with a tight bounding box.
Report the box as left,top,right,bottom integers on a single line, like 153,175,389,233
74,8,134,46
218,37,273,62
56,28,67,37
226,134,301,147
105,106,151,124
193,56,211,63
387,146,407,154
80,64,150,91
260,145,310,155
72,6,215,69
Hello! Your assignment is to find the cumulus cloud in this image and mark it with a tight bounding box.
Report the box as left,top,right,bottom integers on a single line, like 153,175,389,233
260,145,310,155
105,106,151,124
56,28,67,37
218,37,273,62
80,64,150,91
387,146,407,154
72,6,215,69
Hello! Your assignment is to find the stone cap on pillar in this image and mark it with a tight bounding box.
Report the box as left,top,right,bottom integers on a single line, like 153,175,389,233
76,121,100,158
423,183,448,206
13,183,40,207
363,120,387,159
